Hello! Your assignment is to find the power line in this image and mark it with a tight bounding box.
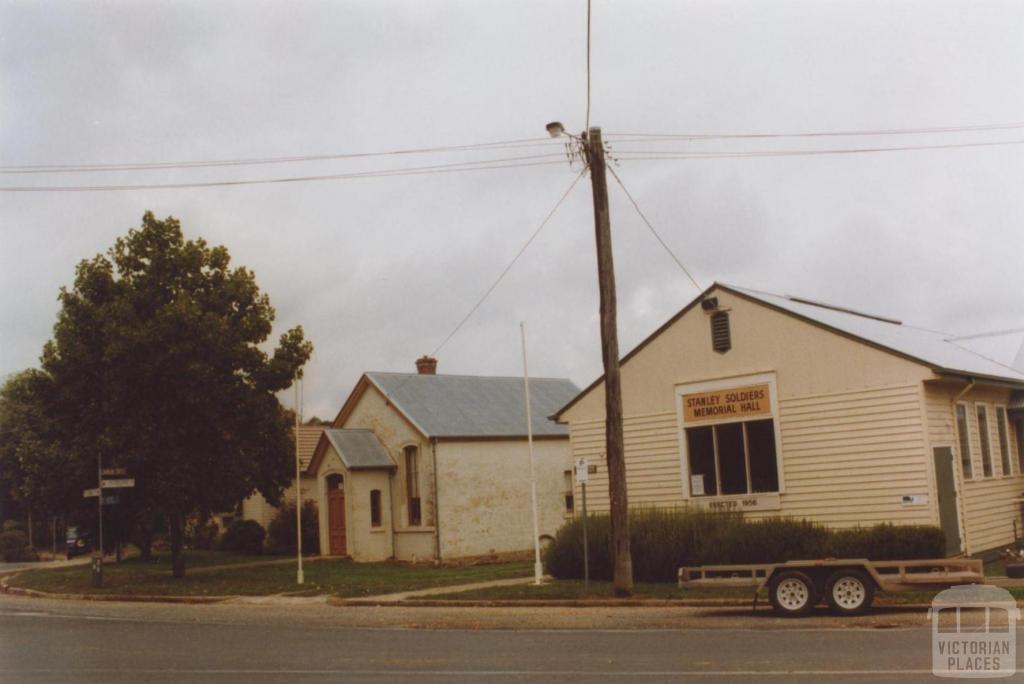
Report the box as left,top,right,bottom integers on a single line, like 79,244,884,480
0,155,568,193
379,168,587,404
0,137,562,174
615,138,1024,161
429,168,587,356
606,165,703,294
606,121,1024,141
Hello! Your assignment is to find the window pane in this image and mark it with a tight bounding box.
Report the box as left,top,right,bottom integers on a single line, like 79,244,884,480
686,426,716,496
978,406,993,478
956,404,973,479
747,419,779,492
370,490,381,527
1018,419,1024,474
997,408,1011,476
716,423,747,495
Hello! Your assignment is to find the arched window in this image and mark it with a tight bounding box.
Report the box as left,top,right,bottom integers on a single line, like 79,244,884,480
404,445,421,526
326,473,344,491
370,490,382,528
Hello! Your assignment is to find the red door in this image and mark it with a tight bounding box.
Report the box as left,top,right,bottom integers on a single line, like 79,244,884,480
328,488,347,556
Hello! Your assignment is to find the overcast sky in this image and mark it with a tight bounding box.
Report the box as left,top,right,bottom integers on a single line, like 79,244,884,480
2,0,1022,419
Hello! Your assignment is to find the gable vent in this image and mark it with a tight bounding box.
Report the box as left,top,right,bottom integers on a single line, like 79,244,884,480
710,311,731,353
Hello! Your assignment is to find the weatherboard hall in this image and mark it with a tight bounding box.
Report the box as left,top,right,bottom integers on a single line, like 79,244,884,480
554,283,1024,557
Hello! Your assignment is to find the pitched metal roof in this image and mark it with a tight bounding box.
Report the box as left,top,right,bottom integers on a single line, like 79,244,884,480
726,284,1024,384
554,282,1024,421
366,372,578,438
322,429,396,470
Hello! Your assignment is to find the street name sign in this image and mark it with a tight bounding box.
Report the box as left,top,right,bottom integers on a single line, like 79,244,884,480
100,478,135,489
83,488,101,498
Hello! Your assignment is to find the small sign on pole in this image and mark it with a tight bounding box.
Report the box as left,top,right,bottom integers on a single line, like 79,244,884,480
83,488,101,498
101,467,128,477
575,457,589,484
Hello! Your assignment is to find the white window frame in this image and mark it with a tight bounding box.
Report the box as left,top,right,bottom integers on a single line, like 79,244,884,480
675,371,784,500
955,401,974,480
995,405,1012,477
977,403,994,479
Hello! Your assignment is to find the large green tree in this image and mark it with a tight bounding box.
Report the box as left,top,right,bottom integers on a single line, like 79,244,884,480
0,369,82,532
42,212,312,577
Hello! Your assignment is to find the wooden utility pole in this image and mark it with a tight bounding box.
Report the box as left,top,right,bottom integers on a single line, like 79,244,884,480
584,126,633,596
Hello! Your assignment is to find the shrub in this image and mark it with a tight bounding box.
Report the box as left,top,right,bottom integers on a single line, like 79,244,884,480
219,520,265,555
545,509,946,583
0,530,37,562
185,518,220,550
265,500,320,555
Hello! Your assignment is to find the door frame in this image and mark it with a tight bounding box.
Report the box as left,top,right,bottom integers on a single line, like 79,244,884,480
323,471,347,557
932,446,964,556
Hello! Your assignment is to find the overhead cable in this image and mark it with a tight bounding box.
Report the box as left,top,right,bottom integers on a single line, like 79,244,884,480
606,165,703,294
0,155,567,193
606,121,1024,141
0,137,561,174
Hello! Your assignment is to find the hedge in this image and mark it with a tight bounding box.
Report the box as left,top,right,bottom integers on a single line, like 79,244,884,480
266,500,320,555
0,530,38,563
219,519,266,555
544,508,946,583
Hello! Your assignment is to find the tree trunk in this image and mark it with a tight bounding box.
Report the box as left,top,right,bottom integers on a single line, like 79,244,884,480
169,511,186,578
138,522,153,561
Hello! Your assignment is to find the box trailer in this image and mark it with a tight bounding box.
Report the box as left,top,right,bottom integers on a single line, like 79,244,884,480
678,558,984,616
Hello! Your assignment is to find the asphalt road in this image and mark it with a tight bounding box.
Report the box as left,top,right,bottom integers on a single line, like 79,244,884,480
0,595,1016,683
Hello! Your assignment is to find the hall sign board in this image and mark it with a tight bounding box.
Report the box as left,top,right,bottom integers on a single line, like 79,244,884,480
682,383,771,423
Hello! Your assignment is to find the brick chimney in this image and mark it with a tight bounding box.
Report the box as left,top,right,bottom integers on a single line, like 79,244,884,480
415,355,438,375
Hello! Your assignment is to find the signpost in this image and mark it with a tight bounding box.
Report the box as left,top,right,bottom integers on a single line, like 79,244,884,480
575,457,590,592
82,468,134,588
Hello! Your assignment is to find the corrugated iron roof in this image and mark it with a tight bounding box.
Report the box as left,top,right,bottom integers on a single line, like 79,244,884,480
554,282,1024,421
322,429,396,470
366,372,578,438
726,284,1024,384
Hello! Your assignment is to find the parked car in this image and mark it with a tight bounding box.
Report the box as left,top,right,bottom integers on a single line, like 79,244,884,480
65,527,91,559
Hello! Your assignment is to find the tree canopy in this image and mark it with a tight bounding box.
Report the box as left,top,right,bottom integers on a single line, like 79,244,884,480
39,211,312,576
0,369,79,527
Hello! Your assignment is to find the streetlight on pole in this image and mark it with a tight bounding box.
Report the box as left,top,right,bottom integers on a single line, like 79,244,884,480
547,122,633,596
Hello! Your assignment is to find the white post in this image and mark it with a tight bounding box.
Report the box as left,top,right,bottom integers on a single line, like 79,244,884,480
295,377,304,585
520,322,543,585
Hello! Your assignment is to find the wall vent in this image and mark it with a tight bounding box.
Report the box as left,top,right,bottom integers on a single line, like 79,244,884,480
710,311,731,353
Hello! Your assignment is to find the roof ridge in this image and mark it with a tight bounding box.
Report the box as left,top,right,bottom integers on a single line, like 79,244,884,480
368,371,575,382
722,282,903,326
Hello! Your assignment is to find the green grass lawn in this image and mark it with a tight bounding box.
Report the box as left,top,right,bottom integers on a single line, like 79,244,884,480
7,551,533,598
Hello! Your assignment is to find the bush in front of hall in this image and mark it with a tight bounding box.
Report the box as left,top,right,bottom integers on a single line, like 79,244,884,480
544,508,946,583
0,529,38,562
219,519,266,555
265,500,320,555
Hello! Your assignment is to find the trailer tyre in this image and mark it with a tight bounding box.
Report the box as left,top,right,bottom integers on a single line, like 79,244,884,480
825,569,874,615
769,570,817,617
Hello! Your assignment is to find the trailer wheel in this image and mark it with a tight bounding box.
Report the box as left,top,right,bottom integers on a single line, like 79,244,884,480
769,570,817,617
825,569,874,615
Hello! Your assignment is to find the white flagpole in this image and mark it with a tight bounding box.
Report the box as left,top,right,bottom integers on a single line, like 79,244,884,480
295,376,304,585
520,322,543,585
